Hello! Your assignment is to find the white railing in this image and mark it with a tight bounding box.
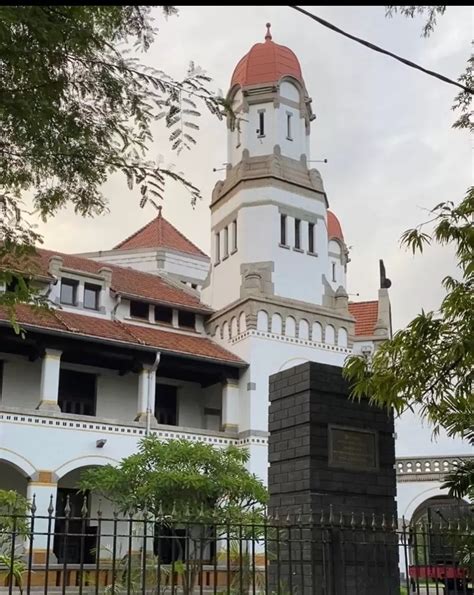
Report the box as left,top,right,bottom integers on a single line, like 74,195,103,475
396,455,473,482
0,407,267,447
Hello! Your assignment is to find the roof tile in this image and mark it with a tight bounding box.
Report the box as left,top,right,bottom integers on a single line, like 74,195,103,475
348,301,379,336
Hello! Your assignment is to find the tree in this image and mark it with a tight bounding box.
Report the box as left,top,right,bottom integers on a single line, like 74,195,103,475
0,490,30,593
0,6,224,313
79,436,268,595
343,6,473,500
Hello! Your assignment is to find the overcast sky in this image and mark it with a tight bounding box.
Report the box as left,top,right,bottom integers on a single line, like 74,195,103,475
35,5,471,335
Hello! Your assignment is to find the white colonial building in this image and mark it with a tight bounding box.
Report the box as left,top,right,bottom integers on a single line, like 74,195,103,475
0,23,471,564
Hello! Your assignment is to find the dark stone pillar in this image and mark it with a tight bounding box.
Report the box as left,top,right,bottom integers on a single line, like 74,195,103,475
268,362,399,594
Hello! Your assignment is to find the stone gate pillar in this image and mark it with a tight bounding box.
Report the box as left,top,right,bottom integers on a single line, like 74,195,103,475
268,362,399,594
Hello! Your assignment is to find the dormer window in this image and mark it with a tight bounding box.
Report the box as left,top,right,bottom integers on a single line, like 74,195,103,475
332,262,336,282
60,278,78,306
178,310,195,330
130,300,149,320
155,305,173,325
294,219,301,250
84,283,101,310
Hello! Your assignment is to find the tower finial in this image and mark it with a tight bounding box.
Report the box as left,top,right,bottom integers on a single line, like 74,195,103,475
157,205,162,218
265,22,272,41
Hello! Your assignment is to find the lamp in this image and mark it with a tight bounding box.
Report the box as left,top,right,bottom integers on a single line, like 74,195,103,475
96,439,107,448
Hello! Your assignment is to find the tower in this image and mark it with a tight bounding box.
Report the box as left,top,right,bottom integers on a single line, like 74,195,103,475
202,25,354,481
202,24,349,311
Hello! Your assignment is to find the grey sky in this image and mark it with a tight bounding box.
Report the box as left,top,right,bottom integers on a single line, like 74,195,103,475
35,5,472,336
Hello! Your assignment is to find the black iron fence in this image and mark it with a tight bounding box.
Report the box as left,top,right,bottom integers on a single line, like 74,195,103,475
0,500,473,594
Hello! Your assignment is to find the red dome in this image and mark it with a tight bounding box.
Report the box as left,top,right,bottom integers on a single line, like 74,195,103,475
327,210,344,241
231,23,303,88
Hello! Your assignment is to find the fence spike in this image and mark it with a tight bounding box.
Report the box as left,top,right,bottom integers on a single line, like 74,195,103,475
97,498,103,517
171,500,177,519
308,511,314,526
381,513,387,531
320,509,325,526
48,494,55,515
81,495,88,518
361,512,366,530
158,500,164,518
274,509,279,524
296,509,302,525
350,511,356,530
30,494,37,515
329,505,335,526
64,495,71,518
371,512,377,531
391,515,397,532
198,501,204,519
185,502,191,519
285,511,291,525
339,511,344,528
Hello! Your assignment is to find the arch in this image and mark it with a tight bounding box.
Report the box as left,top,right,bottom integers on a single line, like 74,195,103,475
338,327,348,348
280,80,300,102
0,448,36,478
278,357,309,372
257,310,269,332
214,325,221,339
222,321,230,340
239,311,247,333
298,319,309,340
285,316,296,338
230,317,238,338
325,324,335,345
401,484,450,521
54,455,119,480
271,313,282,334
328,240,342,256
312,322,322,342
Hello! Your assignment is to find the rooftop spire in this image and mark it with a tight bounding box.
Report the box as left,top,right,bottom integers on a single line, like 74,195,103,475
265,22,272,41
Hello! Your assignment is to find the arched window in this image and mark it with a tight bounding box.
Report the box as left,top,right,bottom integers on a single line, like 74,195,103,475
257,310,269,332
325,325,335,345
285,316,296,338
231,317,238,337
239,311,246,333
312,322,322,342
338,327,348,347
299,319,309,340
271,313,282,334
214,325,221,339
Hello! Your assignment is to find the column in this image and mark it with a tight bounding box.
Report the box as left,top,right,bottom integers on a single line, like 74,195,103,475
27,472,58,564
135,365,157,424
222,379,240,432
37,349,62,411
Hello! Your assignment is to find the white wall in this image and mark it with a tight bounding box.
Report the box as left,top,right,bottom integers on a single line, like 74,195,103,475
1,357,42,409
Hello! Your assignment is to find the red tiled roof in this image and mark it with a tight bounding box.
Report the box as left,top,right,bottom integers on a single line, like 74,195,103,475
10,248,212,314
231,24,303,88
114,214,208,257
327,210,344,241
348,301,379,336
0,305,245,366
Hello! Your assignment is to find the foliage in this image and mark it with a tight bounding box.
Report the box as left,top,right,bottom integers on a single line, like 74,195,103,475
0,6,224,311
80,437,267,595
385,6,446,37
0,490,31,593
343,191,474,438
79,436,268,519
443,460,474,501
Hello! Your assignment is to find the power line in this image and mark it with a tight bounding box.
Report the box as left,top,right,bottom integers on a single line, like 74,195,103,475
289,5,473,95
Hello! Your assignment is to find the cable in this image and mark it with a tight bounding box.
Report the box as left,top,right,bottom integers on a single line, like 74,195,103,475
289,6,473,94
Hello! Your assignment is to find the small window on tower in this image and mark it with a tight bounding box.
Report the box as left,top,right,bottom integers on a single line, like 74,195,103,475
215,232,220,264
232,219,238,252
286,112,293,140
258,110,265,137
308,223,315,253
280,214,287,246
223,226,229,258
236,120,241,148
295,219,301,250
332,262,336,282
